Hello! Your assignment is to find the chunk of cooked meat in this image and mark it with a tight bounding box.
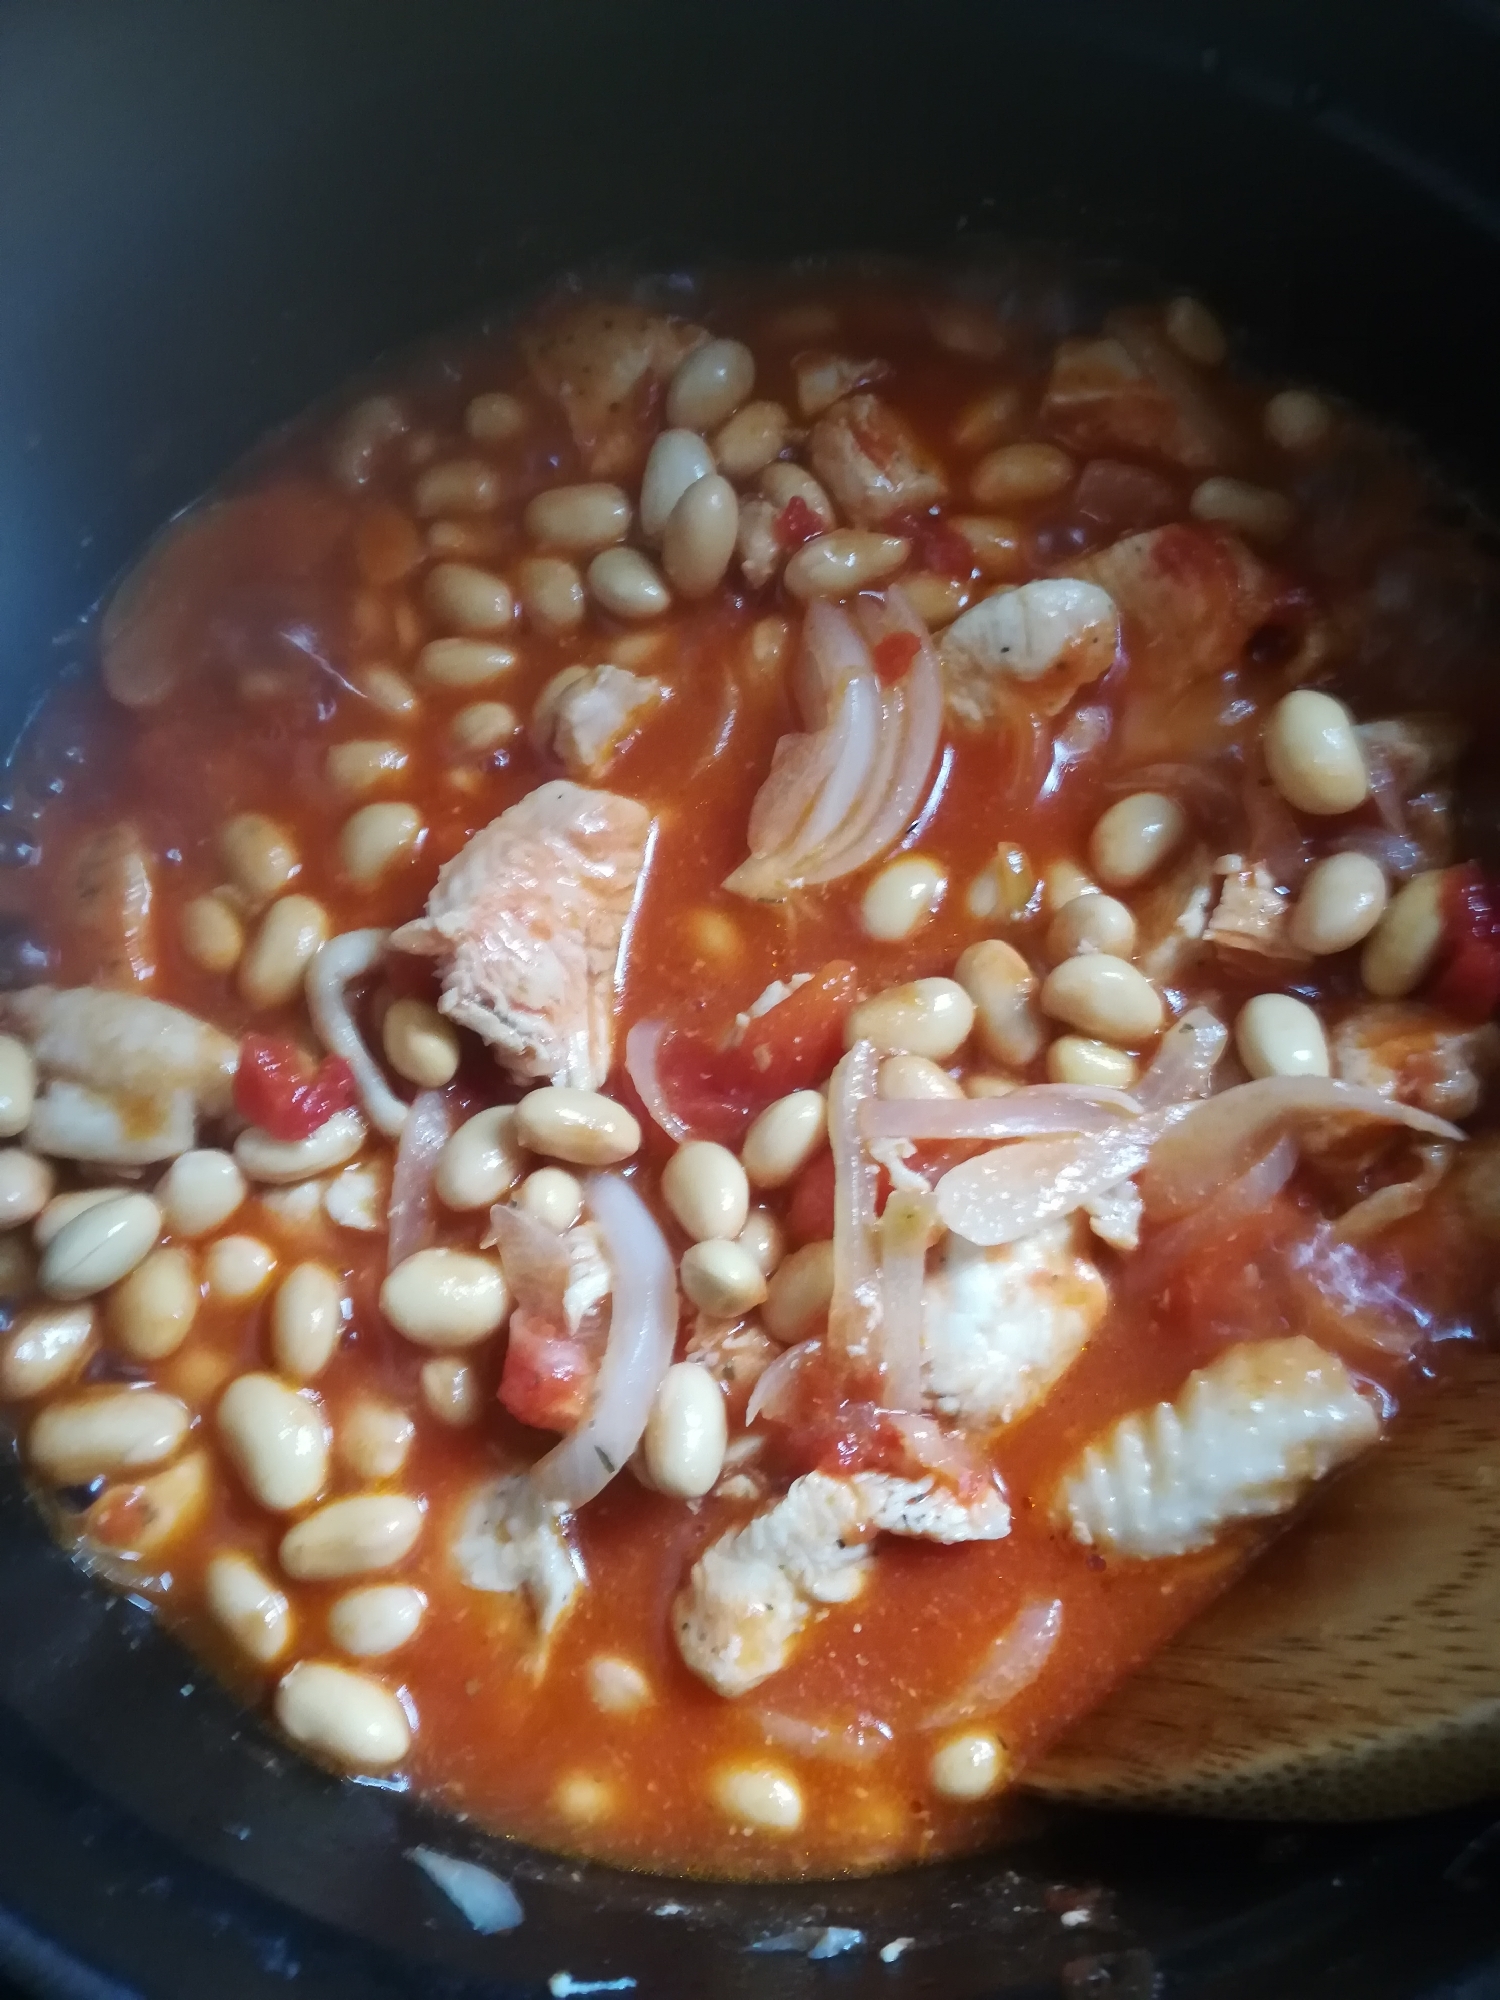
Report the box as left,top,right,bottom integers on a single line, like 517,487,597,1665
1040,314,1235,470
1205,863,1307,965
67,824,155,986
0,986,237,1117
809,394,946,526
674,1469,1010,1697
452,1471,585,1644
940,578,1120,724
27,1078,195,1166
1330,1002,1497,1121
389,780,651,1091
521,299,706,477
1052,1335,1380,1559
541,665,662,778
921,1221,1107,1430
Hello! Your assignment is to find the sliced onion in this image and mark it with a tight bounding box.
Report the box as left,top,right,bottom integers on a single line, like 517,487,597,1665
878,1188,931,1412
623,1018,692,1142
862,1086,1137,1145
922,1598,1063,1728
530,1172,676,1512
936,1112,1179,1249
1288,1225,1439,1356
1143,1077,1465,1224
747,1337,820,1425
1133,1006,1229,1110
386,1089,452,1271
1334,1141,1453,1243
1242,769,1313,885
755,1710,893,1766
407,1848,523,1935
828,1041,883,1374
1123,1134,1299,1297
307,929,409,1139
487,1200,572,1315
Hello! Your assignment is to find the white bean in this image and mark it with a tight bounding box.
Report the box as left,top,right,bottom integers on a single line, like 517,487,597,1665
515,1087,640,1166
643,1362,727,1499
0,1149,54,1229
274,1659,411,1770
420,1355,480,1427
39,1191,160,1300
524,483,631,552
1235,993,1330,1080
679,1239,767,1319
417,638,518,689
641,429,716,542
847,978,975,1061
1047,892,1137,962
239,896,329,1010
381,998,460,1089
157,1149,246,1237
425,562,514,634
328,1583,426,1658
337,1400,413,1482
0,1035,36,1139
235,1111,365,1184
1164,295,1227,366
203,1234,277,1302
517,554,586,634
339,802,425,885
954,941,1045,1069
204,1551,293,1665
587,547,671,621
662,474,738,600
783,530,908,600
860,855,946,942
326,740,410,795
30,1387,189,1485
587,1654,652,1714
737,1208,785,1277
450,700,519,755
930,1730,1006,1800
1045,1037,1139,1088
1043,859,1095,914
971,442,1074,507
356,664,420,716
413,458,499,516
878,1055,963,1100
667,338,755,432
109,1246,198,1360
435,1106,524,1210
1190,476,1294,544
741,1091,827,1190
218,1373,329,1512
1089,793,1187,889
662,1141,749,1243
180,894,244,973
1361,870,1447,999
0,1303,95,1399
1264,691,1368,816
271,1262,345,1380
757,461,836,527
380,1248,509,1348
279,1493,424,1580
1265,388,1334,452
763,1239,834,1344
464,391,527,443
33,1189,117,1249
220,814,299,906
1288,851,1389,956
1040,955,1163,1045
713,1762,802,1831
713,400,791,480
331,394,406,489
515,1166,583,1232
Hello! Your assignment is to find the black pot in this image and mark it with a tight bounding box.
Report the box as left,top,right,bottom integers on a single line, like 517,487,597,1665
3,4,1500,1994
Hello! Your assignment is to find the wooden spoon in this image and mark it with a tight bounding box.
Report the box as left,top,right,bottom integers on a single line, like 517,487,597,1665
1026,1352,1500,1818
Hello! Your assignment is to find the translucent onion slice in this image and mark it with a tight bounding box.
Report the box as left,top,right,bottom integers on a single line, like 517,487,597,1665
827,1041,884,1376
623,1018,692,1142
1123,1134,1299,1299
922,1597,1064,1729
1143,1076,1465,1224
530,1171,676,1512
936,1112,1180,1248
1333,1141,1454,1243
307,928,409,1139
862,1086,1137,1145
486,1200,571,1316
1133,1006,1229,1111
746,1337,821,1426
386,1089,452,1271
878,1188,932,1412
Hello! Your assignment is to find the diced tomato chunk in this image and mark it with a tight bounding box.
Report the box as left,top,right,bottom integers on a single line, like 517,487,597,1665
233,1033,357,1141
1432,863,1500,1022
888,509,975,578
498,1308,595,1433
872,631,921,684
786,1151,836,1246
775,495,824,551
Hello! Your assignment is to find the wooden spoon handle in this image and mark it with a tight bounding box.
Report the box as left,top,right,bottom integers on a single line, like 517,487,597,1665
1026,1354,1500,1819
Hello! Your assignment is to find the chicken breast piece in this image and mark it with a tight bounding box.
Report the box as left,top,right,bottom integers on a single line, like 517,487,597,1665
0,986,237,1118
521,299,706,477
809,394,946,526
940,579,1120,724
674,1469,1010,1697
1330,1002,1497,1122
27,1079,196,1166
1052,1335,1381,1560
389,781,651,1092
542,665,662,779
922,1222,1107,1430
1205,863,1307,966
1040,321,1233,471
452,1471,585,1642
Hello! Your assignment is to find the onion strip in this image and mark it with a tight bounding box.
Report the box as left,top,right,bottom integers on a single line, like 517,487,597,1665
827,1042,883,1376
862,1086,1137,1145
386,1089,451,1270
922,1598,1064,1728
878,1189,931,1412
746,1338,820,1426
530,1172,676,1512
307,928,409,1139
936,1113,1179,1249
623,1018,692,1142
1134,1007,1229,1110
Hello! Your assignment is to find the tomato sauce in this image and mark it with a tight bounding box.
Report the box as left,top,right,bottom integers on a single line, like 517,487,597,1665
1,264,1498,1881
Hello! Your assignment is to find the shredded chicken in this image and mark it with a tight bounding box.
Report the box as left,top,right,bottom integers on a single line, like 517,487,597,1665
1330,1003,1497,1122
808,394,946,526
521,299,705,476
684,1316,779,1400
389,781,651,1092
940,579,1119,724
921,1221,1107,1429
1205,862,1307,965
561,1221,612,1333
542,665,662,779
452,1471,585,1645
675,1469,1009,1696
736,497,783,589
1052,1335,1380,1559
1040,320,1229,470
